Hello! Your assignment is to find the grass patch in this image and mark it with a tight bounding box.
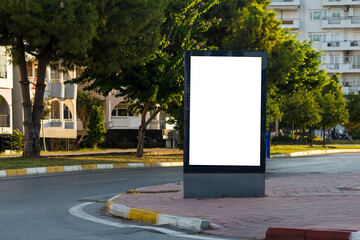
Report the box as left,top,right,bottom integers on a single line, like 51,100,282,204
0,154,183,170
271,145,360,155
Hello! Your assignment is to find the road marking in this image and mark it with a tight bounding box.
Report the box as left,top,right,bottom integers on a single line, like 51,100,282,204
74,178,126,185
81,193,122,200
69,202,228,240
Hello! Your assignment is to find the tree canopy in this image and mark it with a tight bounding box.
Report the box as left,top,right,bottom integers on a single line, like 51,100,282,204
0,0,166,157
73,0,219,157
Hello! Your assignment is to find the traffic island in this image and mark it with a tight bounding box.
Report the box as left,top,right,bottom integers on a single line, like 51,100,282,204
106,189,211,232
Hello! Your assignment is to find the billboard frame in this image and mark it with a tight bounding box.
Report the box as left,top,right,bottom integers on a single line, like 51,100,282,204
184,50,267,174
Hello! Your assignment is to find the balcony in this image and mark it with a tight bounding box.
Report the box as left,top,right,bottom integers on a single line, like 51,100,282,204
322,17,360,28
321,63,360,73
320,40,360,51
50,82,64,98
280,19,300,29
65,121,75,129
41,119,77,138
0,115,9,127
49,82,77,99
343,85,360,94
110,116,141,129
64,84,77,99
269,0,300,9
323,0,360,6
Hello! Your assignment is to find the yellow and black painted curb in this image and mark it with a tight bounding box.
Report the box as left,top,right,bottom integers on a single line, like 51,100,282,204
0,162,183,178
106,193,210,232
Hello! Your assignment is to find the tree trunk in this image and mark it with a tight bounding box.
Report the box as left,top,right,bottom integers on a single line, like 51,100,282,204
309,128,313,147
77,121,88,144
275,117,279,137
17,37,34,157
17,37,53,157
323,127,326,147
42,119,46,151
136,125,146,158
135,102,163,158
292,121,295,144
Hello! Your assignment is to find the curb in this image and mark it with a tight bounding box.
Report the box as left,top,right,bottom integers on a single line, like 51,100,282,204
106,194,210,232
271,149,360,158
266,228,360,240
0,162,183,178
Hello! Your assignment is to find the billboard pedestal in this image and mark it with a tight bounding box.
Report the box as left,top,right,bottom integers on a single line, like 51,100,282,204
184,50,267,199
184,173,265,199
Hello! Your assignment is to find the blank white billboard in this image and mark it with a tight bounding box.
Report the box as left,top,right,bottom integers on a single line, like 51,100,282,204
189,56,262,166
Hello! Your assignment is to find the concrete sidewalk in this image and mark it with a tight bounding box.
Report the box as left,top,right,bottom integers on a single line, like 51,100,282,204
107,172,360,239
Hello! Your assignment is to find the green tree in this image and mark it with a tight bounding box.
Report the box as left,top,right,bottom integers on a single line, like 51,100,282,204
76,91,102,144
74,0,219,157
0,0,165,157
346,92,360,123
317,74,349,146
282,88,321,143
88,105,106,148
345,91,360,139
218,0,299,129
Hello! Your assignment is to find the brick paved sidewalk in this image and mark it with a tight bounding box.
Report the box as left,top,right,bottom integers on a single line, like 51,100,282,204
111,172,360,239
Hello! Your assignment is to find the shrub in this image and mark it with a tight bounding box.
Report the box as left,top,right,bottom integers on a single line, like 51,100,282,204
271,135,292,144
350,128,360,140
87,105,106,148
11,129,24,152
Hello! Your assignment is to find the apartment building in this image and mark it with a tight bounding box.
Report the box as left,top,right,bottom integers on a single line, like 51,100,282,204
270,0,360,94
12,60,77,141
0,46,13,150
76,87,177,148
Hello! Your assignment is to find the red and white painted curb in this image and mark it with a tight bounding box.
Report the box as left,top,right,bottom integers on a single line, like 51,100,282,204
266,228,360,240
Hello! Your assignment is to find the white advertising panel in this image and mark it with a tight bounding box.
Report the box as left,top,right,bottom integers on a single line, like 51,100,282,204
189,56,262,166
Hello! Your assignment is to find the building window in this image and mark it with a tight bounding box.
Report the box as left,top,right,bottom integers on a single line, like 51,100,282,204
331,11,341,18
330,54,340,69
352,54,360,69
64,105,72,119
51,68,61,83
51,101,60,119
309,33,326,42
330,33,340,42
320,54,327,63
351,77,360,86
111,104,134,117
310,10,327,20
0,55,7,79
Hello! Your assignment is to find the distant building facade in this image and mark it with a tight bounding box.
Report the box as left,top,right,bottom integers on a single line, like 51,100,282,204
76,88,178,149
270,0,360,94
12,60,77,140
0,46,13,151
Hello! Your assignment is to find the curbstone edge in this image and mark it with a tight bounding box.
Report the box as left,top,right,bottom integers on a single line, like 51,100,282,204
106,196,210,232
265,228,360,240
0,162,183,178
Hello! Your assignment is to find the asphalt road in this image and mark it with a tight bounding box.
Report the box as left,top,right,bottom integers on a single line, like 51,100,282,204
0,167,228,240
267,153,360,173
1,153,359,240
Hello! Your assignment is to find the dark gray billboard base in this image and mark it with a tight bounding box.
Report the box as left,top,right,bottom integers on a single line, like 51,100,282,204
183,173,265,198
